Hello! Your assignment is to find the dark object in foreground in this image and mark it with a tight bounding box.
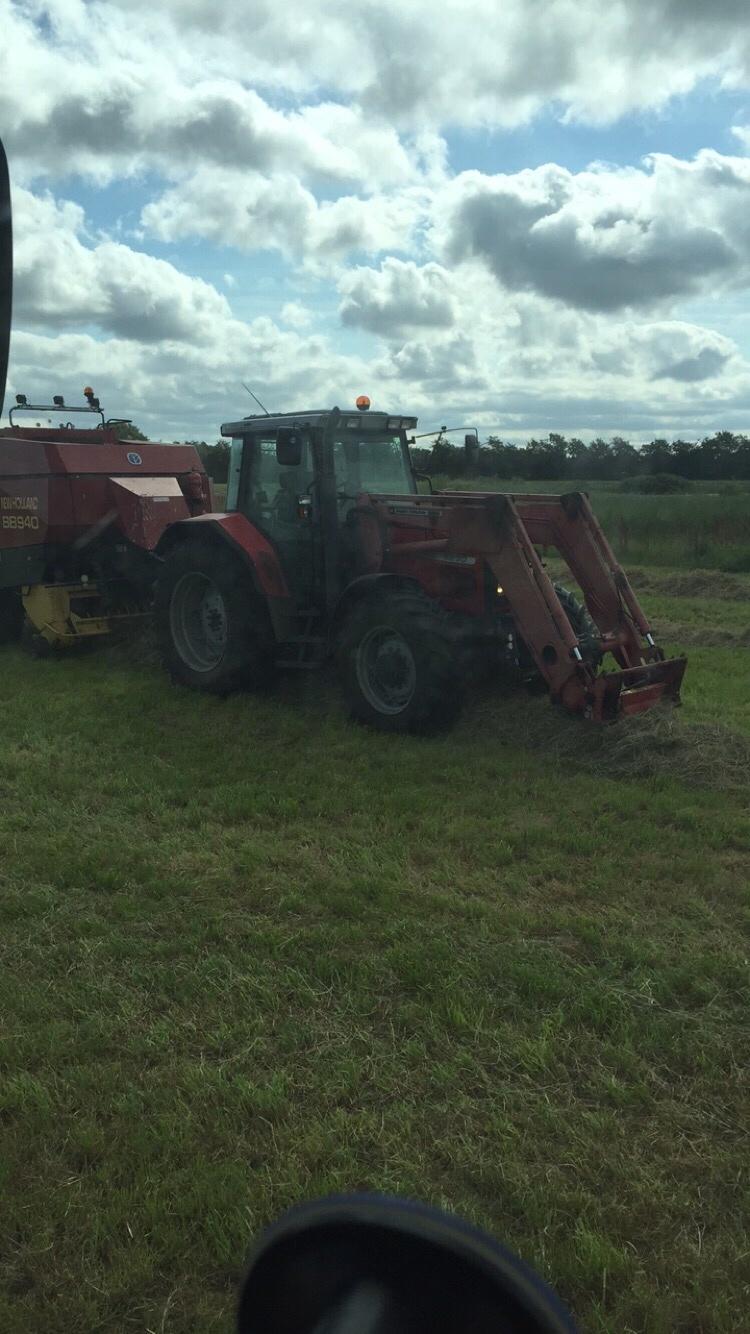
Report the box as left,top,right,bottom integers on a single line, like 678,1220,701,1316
237,1194,577,1333
0,136,11,420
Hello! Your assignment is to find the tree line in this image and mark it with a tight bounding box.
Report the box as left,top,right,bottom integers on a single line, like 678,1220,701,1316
130,429,750,484
411,431,750,482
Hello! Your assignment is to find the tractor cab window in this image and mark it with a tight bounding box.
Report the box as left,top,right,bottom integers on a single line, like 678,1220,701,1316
236,434,313,533
332,434,414,499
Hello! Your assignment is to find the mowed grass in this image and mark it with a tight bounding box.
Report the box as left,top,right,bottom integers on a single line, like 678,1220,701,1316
1,572,750,1333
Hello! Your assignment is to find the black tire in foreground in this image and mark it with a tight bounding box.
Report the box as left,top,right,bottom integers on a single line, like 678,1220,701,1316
553,582,603,667
0,588,24,645
338,587,463,734
154,540,274,694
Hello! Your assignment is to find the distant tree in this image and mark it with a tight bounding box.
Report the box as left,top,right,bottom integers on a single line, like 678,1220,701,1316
580,438,611,480
524,435,568,479
565,437,589,478
641,438,673,474
409,426,750,484
485,436,519,478
430,439,465,476
610,437,639,478
115,421,148,441
670,439,698,480
193,439,230,483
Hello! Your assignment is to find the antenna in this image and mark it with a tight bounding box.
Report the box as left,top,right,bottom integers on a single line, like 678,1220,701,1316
242,382,270,415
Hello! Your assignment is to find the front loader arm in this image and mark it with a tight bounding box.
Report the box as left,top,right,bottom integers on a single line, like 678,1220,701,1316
440,491,685,720
445,496,592,705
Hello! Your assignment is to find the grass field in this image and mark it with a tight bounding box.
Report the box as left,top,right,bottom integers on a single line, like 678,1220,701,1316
429,478,750,571
2,569,749,1332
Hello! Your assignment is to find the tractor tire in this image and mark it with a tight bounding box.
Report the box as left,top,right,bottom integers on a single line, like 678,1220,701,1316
0,588,24,645
553,583,602,667
338,587,464,734
154,541,274,694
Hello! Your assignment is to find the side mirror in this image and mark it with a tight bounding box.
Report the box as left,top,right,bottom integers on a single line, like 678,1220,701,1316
276,429,303,467
237,1194,577,1333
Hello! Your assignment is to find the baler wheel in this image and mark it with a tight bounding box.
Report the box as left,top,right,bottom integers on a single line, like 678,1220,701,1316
0,589,24,645
155,541,273,694
338,587,463,734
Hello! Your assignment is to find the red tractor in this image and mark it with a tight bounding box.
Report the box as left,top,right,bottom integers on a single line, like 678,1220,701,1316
151,402,686,728
0,394,686,731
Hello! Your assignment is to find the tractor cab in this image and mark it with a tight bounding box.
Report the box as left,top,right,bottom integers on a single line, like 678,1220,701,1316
219,403,419,610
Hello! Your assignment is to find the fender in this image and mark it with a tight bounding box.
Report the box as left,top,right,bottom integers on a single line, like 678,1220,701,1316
158,512,289,598
157,512,295,641
329,572,422,644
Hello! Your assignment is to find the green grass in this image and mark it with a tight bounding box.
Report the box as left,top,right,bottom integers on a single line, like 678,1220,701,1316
1,586,749,1332
431,478,750,570
586,494,750,571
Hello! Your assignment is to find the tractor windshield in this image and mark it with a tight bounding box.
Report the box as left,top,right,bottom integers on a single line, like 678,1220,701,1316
333,433,415,496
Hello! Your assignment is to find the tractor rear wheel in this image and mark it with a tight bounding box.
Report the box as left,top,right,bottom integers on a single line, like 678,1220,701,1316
155,541,274,694
338,587,463,734
0,588,24,645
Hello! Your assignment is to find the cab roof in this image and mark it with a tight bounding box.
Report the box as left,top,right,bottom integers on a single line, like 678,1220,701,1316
220,408,418,437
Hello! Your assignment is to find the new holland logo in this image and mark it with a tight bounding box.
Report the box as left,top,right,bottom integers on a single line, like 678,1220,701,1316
127,451,142,466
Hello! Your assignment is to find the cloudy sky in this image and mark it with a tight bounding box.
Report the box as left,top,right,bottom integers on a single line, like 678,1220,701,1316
2,0,750,442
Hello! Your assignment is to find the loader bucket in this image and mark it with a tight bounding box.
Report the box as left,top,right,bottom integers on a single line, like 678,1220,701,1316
586,655,687,722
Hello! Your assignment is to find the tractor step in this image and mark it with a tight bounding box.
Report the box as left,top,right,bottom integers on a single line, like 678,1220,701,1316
278,608,327,668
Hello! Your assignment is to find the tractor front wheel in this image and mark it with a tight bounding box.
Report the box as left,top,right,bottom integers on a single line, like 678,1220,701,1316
338,588,463,734
155,541,274,694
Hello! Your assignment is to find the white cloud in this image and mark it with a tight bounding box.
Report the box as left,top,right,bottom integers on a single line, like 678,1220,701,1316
338,259,456,335
280,302,312,329
0,4,437,189
433,152,750,312
12,186,233,342
140,169,423,264
364,267,748,434
7,318,373,443
26,0,747,131
4,1,750,440
3,0,750,195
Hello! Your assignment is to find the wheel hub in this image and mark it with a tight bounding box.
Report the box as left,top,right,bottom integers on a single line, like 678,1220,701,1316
170,572,228,672
356,626,417,714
